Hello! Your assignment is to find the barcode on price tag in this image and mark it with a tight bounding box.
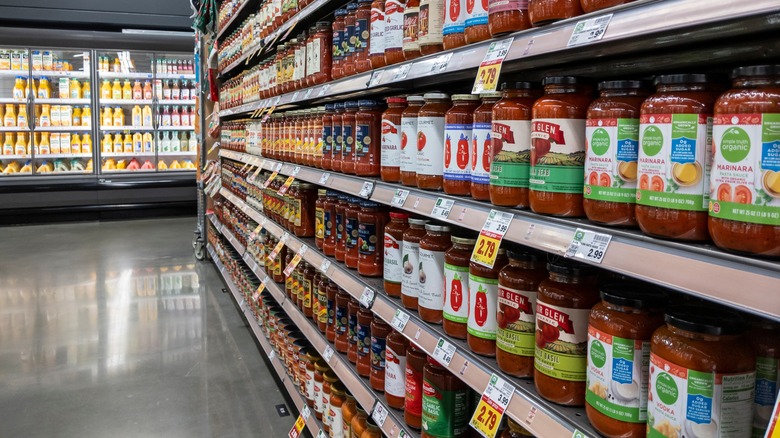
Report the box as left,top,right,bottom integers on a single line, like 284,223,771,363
320,258,331,273
469,374,515,438
371,401,389,426
470,210,514,268
323,346,335,363
392,63,412,81
317,84,330,97
359,181,375,198
432,337,456,366
391,189,410,207
567,14,612,47
390,308,411,332
359,287,376,309
368,69,385,87
564,228,612,264
301,405,311,419
431,198,455,219
472,37,514,94
319,172,331,184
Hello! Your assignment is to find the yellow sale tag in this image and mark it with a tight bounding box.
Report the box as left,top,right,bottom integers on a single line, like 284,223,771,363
470,210,513,269
469,374,514,438
255,282,266,295
765,397,780,438
268,239,285,261
263,170,279,188
288,414,306,438
278,175,295,195
472,37,514,94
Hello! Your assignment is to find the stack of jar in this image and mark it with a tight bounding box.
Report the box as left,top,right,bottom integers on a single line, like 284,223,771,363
260,108,326,167
220,120,248,152
258,174,317,238
220,159,251,200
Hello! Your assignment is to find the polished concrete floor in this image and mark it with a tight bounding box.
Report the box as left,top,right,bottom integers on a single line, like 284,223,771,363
0,218,293,437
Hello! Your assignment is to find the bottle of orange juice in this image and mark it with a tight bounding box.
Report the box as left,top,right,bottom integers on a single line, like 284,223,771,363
24,79,35,99
15,133,26,155
113,133,123,153
111,79,122,100
143,132,153,153
3,133,13,155
122,80,132,100
31,133,38,155
39,104,51,127
70,134,81,155
81,134,92,154
113,107,124,126
70,79,81,99
71,107,81,126
60,106,72,127
82,80,90,99
17,104,27,128
51,105,61,127
51,133,61,154
37,77,51,98
132,132,143,152
123,133,133,153
112,57,121,73
39,132,50,154
12,77,24,99
81,107,91,127
101,80,111,99
102,107,113,126
142,105,153,127
132,81,143,100
143,80,153,100
102,134,112,153
131,105,142,127
4,104,15,127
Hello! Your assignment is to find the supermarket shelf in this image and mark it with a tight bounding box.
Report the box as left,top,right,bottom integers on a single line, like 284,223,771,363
35,98,90,105
220,221,246,255
0,98,26,103
0,127,30,132
36,126,91,131
219,187,595,437
207,212,222,233
219,0,780,116
159,100,196,105
32,70,89,78
220,150,780,322
98,72,153,80
159,126,195,131
100,99,153,105
99,125,153,131
101,152,154,158
158,151,197,156
0,70,29,77
216,0,253,40
0,154,30,159
157,73,196,80
207,243,324,438
33,153,91,159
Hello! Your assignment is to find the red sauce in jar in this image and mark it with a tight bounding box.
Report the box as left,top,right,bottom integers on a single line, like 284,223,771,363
443,236,475,339
332,10,348,80
417,92,452,191
370,0,387,69
355,100,386,177
323,190,339,257
444,94,480,196
355,0,374,73
383,212,410,297
528,0,582,26
332,103,346,172
358,201,389,276
488,0,530,37
418,224,452,324
403,0,422,60
344,3,359,77
401,96,425,186
402,218,429,310
370,316,390,391
467,248,509,357
381,97,407,182
442,0,466,50
385,329,408,408
471,92,502,200
342,101,360,174
464,0,490,44
384,0,406,65
345,198,361,269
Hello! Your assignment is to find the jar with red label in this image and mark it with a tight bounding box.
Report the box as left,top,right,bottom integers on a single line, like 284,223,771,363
467,248,509,357
356,100,385,177
534,259,599,406
401,95,426,186
323,190,339,256
417,92,451,190
419,0,444,55
404,343,426,430
580,0,634,13
443,236,475,339
332,103,346,172
344,3,359,77
332,10,347,79
472,92,502,200
335,194,349,262
321,104,336,170
369,0,387,69
442,0,466,50
464,0,490,44
384,0,406,65
402,218,429,309
403,0,422,60
309,21,333,85
444,94,480,195
528,0,582,26
496,249,547,378
584,80,650,227
342,101,360,174
357,201,389,277
418,224,453,324
530,76,592,217
313,360,329,419
381,97,407,182
348,298,361,363
385,329,408,408
383,212,409,297
489,0,530,36
345,198,361,269
370,316,390,392
356,0,374,73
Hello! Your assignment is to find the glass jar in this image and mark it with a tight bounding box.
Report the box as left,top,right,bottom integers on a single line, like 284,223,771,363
294,182,317,237
329,382,347,437
323,190,339,256
490,82,537,208
419,0,445,55
356,100,385,176
356,0,374,73
467,248,509,357
528,0,582,26
405,343,426,430
312,271,322,323
442,0,466,50
358,200,389,276
322,104,336,171
501,417,534,437
342,101,360,174
305,351,321,407
370,0,387,69
417,92,452,190
534,259,599,406
584,80,650,227
636,74,717,241
342,392,358,437
489,0,530,37
345,198,361,269
310,21,333,85
383,212,410,297
580,0,633,13
381,97,407,182
332,102,346,172
496,249,547,378
335,195,349,262
351,405,369,437
384,0,406,65
402,218,430,309
370,316,390,392
464,0,490,44
317,275,329,331
335,289,351,353
422,356,470,437
418,224,453,323
444,94,480,195
530,76,592,217
344,3,359,77
326,281,339,342
272,241,286,284
648,306,755,438
401,95,426,186
710,65,780,255
403,0,422,60
362,419,383,438
443,236,475,339
385,329,408,408
302,262,316,318
322,370,339,432
586,283,667,438
313,360,329,420
357,307,374,375
748,319,780,437
349,298,361,363
315,189,327,249
471,92,502,200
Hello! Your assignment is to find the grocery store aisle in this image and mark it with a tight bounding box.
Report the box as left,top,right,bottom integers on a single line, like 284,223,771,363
0,218,292,438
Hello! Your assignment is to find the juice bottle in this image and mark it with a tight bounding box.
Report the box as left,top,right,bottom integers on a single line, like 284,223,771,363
142,105,153,127
160,132,171,152
102,134,112,153
101,107,110,126
133,132,143,152
172,80,180,100
71,107,81,126
60,106,72,127
143,80,153,100
122,80,132,100
113,107,124,126
113,133,123,153
112,57,121,72
4,104,14,127
123,133,133,153
131,105,142,127
163,80,171,99
39,104,51,127
15,133,26,155
81,134,91,154
51,105,61,126
55,133,65,154
23,79,35,99
143,133,153,152
161,106,171,126
12,77,24,99
189,132,197,150
37,77,51,98
132,81,143,100
171,131,181,151
58,78,69,99
101,80,111,99
60,133,70,154
82,81,90,99
111,79,122,99
3,133,12,155
42,51,52,70
17,104,27,128
32,51,42,71
154,79,163,99
39,132,50,154
70,79,81,98
81,107,91,127
171,106,181,126
30,134,37,155
69,134,80,155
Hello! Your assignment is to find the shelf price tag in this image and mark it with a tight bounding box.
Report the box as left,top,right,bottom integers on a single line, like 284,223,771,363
390,308,411,332
472,37,514,94
431,198,455,219
319,258,331,273
269,349,275,360
263,169,279,188
283,249,305,277
319,172,331,185
254,277,268,298
323,345,335,363
249,224,263,241
304,88,314,99
392,63,412,82
567,14,612,47
288,411,308,438
278,175,295,195
429,52,453,74
368,69,385,87
470,210,514,269
318,84,331,97
268,239,286,261
391,189,410,207
564,228,612,264
358,181,375,199
359,286,376,309
317,431,327,438
469,374,515,438
371,401,389,427
432,337,456,366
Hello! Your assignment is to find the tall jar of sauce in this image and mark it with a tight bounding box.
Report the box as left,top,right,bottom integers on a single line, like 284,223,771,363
748,318,780,437
370,315,390,391
358,200,389,277
421,356,471,437
583,80,650,227
418,224,452,324
294,182,316,237
443,236,475,339
342,101,360,174
362,419,383,438
309,21,333,85
384,0,406,65
323,190,339,257
417,92,451,191
402,218,430,310
403,0,422,60
369,0,387,69
442,0,466,50
313,360,329,420
317,275,329,332
464,0,490,44
355,0,374,73
326,281,339,342
322,104,336,170
384,212,410,297
351,405,369,437
342,392,358,437
529,76,592,217
401,95,426,186
490,81,537,208
472,92,502,200
345,197,362,269
357,306,374,374
315,189,327,249
332,10,347,80
332,103,346,172
335,194,349,262
710,65,780,256
488,0,530,37
335,289,351,353
329,382,347,437
418,0,445,55
528,0,582,26
467,248,509,357
385,329,408,409
444,94,480,195
496,249,547,378
636,74,717,241
348,298,361,363
344,3,359,77
534,259,599,406
405,343,426,430
356,99,385,177
381,97,407,182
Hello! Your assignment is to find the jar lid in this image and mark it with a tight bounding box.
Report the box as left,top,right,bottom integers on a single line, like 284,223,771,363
387,96,407,104
324,103,336,111
346,2,358,10
318,189,327,195
315,359,329,372
451,94,480,101
345,100,360,109
324,369,339,382
358,99,380,107
546,258,594,276
360,200,379,207
665,305,744,336
451,235,476,245
408,218,430,226
500,81,535,90
599,282,669,309
389,211,410,219
542,76,580,85
424,223,451,232
597,79,650,90
331,382,347,397
334,102,345,110
479,92,502,99
406,95,425,103
653,73,711,85
731,64,780,78
506,247,545,263
423,92,450,100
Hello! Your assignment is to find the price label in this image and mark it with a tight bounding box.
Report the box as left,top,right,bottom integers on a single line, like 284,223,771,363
390,308,410,332
269,349,275,360
263,170,279,188
320,258,331,273
283,253,303,277
319,172,331,184
240,162,250,172
432,337,456,366
469,374,515,438
564,228,612,264
359,287,376,309
323,345,335,363
281,232,290,244
291,166,301,176
429,52,452,74
317,431,327,438
392,63,412,82
470,210,514,269
252,291,260,302
301,405,311,419
249,224,263,241
256,279,267,295
249,165,263,183
359,181,375,198
371,401,389,426
472,37,514,94
431,198,455,219
268,239,285,261
317,84,331,97
278,175,295,195
208,142,220,153
288,412,307,438
567,14,612,47
368,69,385,87
391,189,410,207
304,88,314,99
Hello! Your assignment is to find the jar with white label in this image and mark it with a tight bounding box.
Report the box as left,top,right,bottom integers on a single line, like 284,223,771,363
443,236,476,340
401,218,430,310
418,224,452,324
401,95,426,186
418,0,445,54
467,247,509,357
417,92,451,190
381,96,407,182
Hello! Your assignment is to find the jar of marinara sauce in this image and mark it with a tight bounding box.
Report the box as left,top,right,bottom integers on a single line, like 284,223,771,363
418,0,445,55
417,92,451,191
490,81,537,208
315,189,327,247
465,0,490,44
344,3,359,77
335,194,349,262
580,0,634,13
381,97,407,182
472,92,502,200
342,101,360,174
488,0,530,37
710,65,780,256
357,200,389,276
345,198,362,269
355,100,385,177
323,190,339,257
530,76,592,217
444,94,481,196
322,104,336,170
583,80,650,227
401,95,426,186
370,315,390,391
310,21,333,85
467,247,509,357
443,236,475,339
384,212,410,297
418,224,453,324
528,0,582,27
369,0,387,69
636,74,718,241
385,329,408,408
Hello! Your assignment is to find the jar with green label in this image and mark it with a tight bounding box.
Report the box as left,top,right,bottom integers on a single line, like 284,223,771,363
422,356,470,438
748,318,780,438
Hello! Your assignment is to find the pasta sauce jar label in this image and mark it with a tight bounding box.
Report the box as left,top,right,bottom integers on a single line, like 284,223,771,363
384,0,405,50
355,123,373,158
422,380,470,436
370,7,386,56
753,356,780,436
496,285,536,357
530,118,587,193
637,114,712,211
384,233,403,284
417,116,446,176
534,302,589,381
400,117,418,172
381,119,402,166
443,0,465,35
465,0,488,27
355,17,369,53
444,123,472,181
343,124,354,155
710,113,780,225
491,119,532,188
386,346,407,397
401,241,421,298
316,206,325,238
333,123,343,157
346,217,359,249
358,223,378,255
471,122,493,185
419,0,445,46
403,7,420,51
444,263,469,323
418,248,446,310
647,353,755,438
586,325,650,423
358,322,371,356
405,360,423,415
371,335,387,370
467,274,499,340
488,0,528,13
584,118,640,203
